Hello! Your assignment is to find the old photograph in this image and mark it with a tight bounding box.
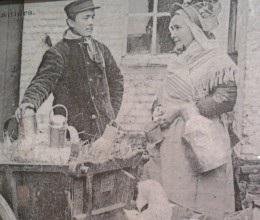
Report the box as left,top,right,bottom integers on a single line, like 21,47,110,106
0,0,259,219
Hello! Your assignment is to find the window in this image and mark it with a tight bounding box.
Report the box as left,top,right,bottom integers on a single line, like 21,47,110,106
126,0,181,55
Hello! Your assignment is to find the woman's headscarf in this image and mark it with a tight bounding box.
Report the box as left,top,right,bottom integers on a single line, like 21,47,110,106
173,9,218,51
170,2,222,51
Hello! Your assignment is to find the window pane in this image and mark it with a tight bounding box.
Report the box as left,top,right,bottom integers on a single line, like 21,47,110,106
129,0,153,13
157,0,182,13
127,17,152,54
157,16,174,53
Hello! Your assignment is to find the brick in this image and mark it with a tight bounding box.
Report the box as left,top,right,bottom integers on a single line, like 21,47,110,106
241,165,260,174
248,184,260,194
246,193,260,203
249,174,260,183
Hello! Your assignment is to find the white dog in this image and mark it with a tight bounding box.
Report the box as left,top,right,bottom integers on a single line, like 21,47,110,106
124,180,172,220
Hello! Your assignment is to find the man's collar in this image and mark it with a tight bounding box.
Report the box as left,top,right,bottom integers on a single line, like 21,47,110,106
64,29,92,43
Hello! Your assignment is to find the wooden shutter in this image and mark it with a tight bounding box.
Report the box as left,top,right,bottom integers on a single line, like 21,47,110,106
0,1,24,142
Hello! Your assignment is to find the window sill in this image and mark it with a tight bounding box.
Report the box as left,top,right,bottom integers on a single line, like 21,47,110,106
120,53,174,67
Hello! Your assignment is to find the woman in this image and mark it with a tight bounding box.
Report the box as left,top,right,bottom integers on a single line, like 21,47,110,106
145,2,238,219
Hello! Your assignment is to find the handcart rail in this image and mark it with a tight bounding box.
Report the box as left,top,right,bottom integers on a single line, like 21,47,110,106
68,150,146,178
91,202,126,216
0,163,69,175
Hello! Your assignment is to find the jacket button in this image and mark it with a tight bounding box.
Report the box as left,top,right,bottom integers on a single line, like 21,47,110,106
91,96,95,100
89,78,93,82
91,114,96,119
99,75,102,79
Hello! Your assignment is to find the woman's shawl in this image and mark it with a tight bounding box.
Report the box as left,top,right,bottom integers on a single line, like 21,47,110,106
157,41,238,108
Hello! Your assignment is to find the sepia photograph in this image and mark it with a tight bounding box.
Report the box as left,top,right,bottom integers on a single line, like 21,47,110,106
0,0,259,219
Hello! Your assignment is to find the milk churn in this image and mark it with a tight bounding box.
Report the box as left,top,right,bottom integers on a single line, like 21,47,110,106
49,104,69,148
20,108,38,138
3,108,37,143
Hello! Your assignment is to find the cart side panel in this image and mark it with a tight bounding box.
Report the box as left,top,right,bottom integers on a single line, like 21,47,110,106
0,171,72,220
89,167,137,220
0,171,13,211
92,168,133,210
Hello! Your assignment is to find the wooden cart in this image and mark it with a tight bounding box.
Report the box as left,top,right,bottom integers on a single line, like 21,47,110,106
0,151,146,220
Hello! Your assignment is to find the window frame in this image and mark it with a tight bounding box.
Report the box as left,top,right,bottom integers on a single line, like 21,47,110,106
227,0,238,64
122,0,171,57
122,0,239,67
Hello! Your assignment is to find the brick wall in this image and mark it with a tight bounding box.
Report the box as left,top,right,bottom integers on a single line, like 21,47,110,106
234,153,260,209
117,65,165,131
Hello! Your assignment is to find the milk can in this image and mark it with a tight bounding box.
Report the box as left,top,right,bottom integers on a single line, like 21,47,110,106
3,108,37,143
49,104,68,148
20,108,38,138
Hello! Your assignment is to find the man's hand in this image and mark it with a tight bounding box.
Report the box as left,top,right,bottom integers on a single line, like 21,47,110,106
15,103,35,121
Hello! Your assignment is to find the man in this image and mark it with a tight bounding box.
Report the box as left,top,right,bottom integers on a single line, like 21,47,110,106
16,0,124,141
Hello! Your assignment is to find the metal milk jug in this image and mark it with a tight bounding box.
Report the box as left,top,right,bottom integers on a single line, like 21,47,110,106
3,108,37,143
49,104,68,148
20,108,38,139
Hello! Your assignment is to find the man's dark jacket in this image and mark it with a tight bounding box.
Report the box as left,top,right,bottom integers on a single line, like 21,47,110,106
22,37,124,141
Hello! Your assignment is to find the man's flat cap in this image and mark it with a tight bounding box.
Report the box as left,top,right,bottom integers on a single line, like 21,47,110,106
64,0,100,17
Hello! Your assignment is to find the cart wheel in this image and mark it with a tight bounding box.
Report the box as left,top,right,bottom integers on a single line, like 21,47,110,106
0,194,16,220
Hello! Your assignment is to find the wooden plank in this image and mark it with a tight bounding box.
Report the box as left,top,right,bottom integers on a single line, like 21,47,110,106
151,0,158,55
5,169,18,218
91,202,126,216
122,0,129,57
72,178,84,216
3,3,23,119
0,163,69,174
72,214,87,220
70,151,143,178
86,175,93,217
0,4,9,140
227,0,238,59
0,2,23,142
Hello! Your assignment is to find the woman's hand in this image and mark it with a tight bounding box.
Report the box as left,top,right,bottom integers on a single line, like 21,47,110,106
152,103,199,129
152,106,165,122
157,105,182,129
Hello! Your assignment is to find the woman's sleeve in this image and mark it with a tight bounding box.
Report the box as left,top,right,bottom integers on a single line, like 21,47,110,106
196,81,237,118
195,64,238,118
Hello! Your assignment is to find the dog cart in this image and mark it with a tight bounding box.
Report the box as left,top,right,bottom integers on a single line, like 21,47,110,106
0,150,146,220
